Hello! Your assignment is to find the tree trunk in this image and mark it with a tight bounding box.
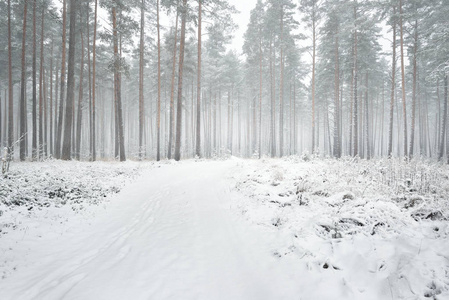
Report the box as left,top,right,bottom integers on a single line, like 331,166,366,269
365,73,370,159
195,0,202,158
353,4,358,157
156,0,161,161
333,25,340,158
388,6,396,158
86,2,92,160
258,32,262,159
54,59,59,154
439,75,448,161
446,76,449,163
39,4,45,159
409,19,418,158
92,0,97,161
279,4,284,157
49,39,54,156
76,24,84,160
43,62,48,157
311,10,316,154
169,2,179,159
32,0,37,160
112,5,125,161
399,0,408,157
56,0,67,159
139,0,145,160
61,0,77,160
270,37,276,157
7,0,14,155
19,0,28,161
174,0,187,161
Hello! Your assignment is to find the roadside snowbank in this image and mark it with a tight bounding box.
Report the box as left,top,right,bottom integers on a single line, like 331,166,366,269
230,156,449,299
0,160,153,278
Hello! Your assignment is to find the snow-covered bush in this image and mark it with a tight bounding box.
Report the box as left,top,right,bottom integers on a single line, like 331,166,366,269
230,158,449,299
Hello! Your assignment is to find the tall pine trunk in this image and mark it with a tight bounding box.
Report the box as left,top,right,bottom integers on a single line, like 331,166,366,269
8,0,14,155
439,76,447,161
168,2,179,159
195,0,202,158
279,4,284,157
311,10,316,154
156,0,161,161
19,0,28,161
388,7,396,158
333,26,341,158
409,19,418,158
56,0,67,159
258,32,262,158
365,73,370,159
91,0,97,161
399,0,408,157
32,0,37,160
112,5,125,161
61,0,77,160
139,0,145,160
270,37,276,157
352,4,358,157
49,39,54,156
39,4,45,159
76,24,84,160
174,0,187,161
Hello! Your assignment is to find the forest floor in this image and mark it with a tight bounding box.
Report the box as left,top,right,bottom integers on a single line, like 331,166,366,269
0,157,448,299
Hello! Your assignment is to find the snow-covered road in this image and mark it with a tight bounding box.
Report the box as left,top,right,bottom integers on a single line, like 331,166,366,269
1,161,302,300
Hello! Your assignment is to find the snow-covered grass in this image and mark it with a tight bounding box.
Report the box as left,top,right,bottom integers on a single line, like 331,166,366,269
230,156,449,299
1,157,448,299
0,159,157,280
0,160,151,236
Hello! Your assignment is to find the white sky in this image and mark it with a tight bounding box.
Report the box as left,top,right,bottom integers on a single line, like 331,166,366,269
227,0,257,54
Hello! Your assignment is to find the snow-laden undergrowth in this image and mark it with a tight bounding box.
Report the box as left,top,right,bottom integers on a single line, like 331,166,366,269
0,160,148,237
230,156,449,299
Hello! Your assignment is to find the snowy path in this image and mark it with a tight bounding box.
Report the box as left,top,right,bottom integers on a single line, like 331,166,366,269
1,161,301,300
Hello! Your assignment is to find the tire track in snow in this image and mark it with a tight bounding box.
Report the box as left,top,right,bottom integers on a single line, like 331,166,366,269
1,161,302,300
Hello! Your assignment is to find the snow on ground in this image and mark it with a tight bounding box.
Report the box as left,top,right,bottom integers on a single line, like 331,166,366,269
0,160,151,280
0,157,448,299
230,156,449,299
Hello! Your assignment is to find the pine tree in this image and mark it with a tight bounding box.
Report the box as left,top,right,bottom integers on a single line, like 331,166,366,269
61,0,78,160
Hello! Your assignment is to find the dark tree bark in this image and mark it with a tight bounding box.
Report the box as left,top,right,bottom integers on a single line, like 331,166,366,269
61,0,78,160
39,4,45,159
169,1,179,159
112,4,126,161
19,0,28,161
195,0,201,158
49,38,54,156
156,0,161,161
32,0,37,160
279,3,284,157
333,25,341,158
409,19,418,158
56,0,67,159
270,37,276,157
439,75,448,161
258,28,262,159
388,5,396,158
91,0,97,161
139,0,145,160
174,0,187,161
311,7,316,154
399,0,408,157
8,0,14,154
365,73,370,159
353,3,358,157
76,23,84,160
